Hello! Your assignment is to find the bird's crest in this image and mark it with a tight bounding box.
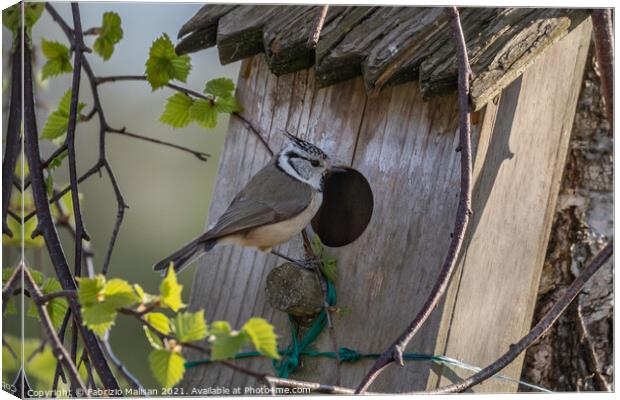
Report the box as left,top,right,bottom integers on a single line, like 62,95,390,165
283,131,327,160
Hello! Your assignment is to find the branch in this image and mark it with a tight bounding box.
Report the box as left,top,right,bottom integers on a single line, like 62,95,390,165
23,161,104,223
23,145,69,190
22,25,120,390
95,74,274,156
100,335,146,392
231,112,273,156
46,3,130,276
355,6,473,393
118,307,211,355
213,360,360,394
2,33,22,238
426,243,613,393
107,126,210,161
591,9,614,132
2,265,21,315
22,264,88,395
66,2,90,281
306,6,329,49
37,289,77,304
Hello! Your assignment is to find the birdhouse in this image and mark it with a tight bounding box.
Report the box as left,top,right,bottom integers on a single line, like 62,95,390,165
176,5,592,393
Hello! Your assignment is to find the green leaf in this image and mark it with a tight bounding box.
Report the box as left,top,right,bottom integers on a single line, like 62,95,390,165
149,349,185,388
159,266,184,312
25,3,44,31
3,3,44,36
144,312,170,349
2,267,42,286
145,312,171,335
204,78,235,98
145,33,191,90
133,283,158,305
188,99,217,129
242,318,279,359
209,321,247,361
160,93,194,128
214,95,242,114
172,311,207,343
77,275,106,305
93,12,123,60
48,150,68,170
81,301,118,337
2,4,20,34
101,278,140,308
76,275,139,336
41,39,73,80
41,90,87,140
311,235,338,282
32,278,68,329
320,255,338,283
311,235,324,256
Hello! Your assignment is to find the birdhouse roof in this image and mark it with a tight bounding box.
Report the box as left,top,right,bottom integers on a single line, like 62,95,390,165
176,6,589,110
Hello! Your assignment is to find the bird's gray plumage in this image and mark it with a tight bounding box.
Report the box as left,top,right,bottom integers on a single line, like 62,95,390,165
203,158,313,239
153,157,315,273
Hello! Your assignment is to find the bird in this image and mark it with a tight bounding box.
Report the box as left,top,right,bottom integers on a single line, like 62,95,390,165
153,132,333,274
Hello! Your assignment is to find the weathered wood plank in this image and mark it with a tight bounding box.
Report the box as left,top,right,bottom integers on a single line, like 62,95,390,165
418,7,504,99
180,54,369,390
314,6,378,87
361,7,445,95
178,6,592,112
175,5,237,55
420,8,590,108
468,9,590,110
180,14,592,395
216,6,287,64
427,18,593,392
264,6,349,76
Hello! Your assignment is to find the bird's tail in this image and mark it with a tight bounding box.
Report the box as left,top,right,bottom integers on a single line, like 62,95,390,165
153,237,217,275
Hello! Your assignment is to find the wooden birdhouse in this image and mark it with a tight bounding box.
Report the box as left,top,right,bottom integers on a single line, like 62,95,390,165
176,5,592,393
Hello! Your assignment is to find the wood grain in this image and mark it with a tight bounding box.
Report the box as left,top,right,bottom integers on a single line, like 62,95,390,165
176,6,591,111
181,18,591,392
427,18,593,392
419,8,590,109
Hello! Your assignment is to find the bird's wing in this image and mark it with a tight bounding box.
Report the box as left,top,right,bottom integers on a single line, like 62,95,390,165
203,159,313,239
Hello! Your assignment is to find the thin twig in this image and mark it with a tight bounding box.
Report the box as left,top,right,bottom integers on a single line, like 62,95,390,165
355,6,473,393
231,112,274,156
107,126,210,161
100,334,146,392
2,264,21,315
22,264,89,395
66,3,90,284
216,360,359,394
307,5,329,49
591,9,614,132
37,289,77,304
24,161,104,223
118,307,211,355
426,243,613,393
95,74,273,156
3,338,18,360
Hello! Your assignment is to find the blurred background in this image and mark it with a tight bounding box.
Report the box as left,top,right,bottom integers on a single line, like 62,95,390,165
3,1,240,390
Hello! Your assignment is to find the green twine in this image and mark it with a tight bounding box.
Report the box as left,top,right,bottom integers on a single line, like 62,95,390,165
185,279,550,392
271,279,337,378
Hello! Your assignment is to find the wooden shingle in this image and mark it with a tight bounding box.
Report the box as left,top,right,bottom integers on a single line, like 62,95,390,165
176,5,591,110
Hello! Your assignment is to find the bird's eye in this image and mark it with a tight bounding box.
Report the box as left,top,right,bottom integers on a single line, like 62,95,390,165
311,160,320,167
